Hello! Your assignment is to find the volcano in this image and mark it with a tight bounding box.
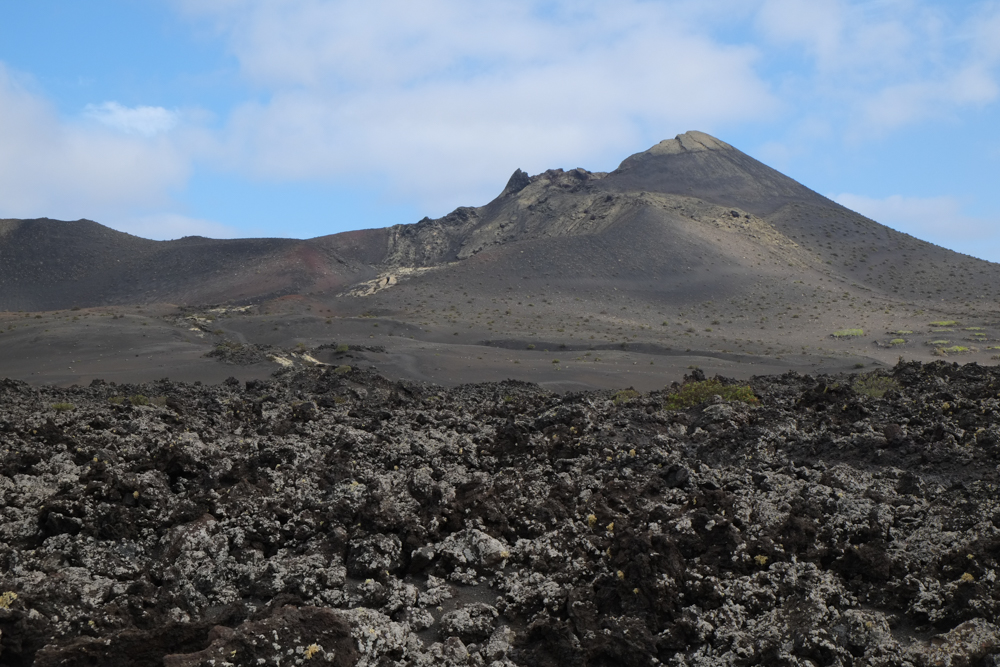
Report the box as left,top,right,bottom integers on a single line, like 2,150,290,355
1,132,998,388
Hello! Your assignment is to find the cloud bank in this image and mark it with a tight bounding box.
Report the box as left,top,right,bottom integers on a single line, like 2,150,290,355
182,0,779,212
0,65,188,228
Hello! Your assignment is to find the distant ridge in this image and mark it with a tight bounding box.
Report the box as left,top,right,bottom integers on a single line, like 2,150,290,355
1,132,998,312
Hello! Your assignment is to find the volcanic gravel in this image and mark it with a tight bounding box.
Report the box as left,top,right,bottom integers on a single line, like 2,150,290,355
2,361,1000,666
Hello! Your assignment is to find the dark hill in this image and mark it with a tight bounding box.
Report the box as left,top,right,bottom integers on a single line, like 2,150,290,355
0,218,385,311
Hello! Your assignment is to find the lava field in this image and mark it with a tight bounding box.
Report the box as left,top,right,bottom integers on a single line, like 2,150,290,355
2,360,1000,665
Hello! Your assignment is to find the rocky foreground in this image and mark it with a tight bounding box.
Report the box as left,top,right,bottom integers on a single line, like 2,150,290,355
2,361,1000,666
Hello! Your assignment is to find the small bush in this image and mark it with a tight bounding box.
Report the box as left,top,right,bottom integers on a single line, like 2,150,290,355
665,379,757,409
129,394,150,407
930,320,958,326
889,338,906,345
336,343,350,353
941,346,972,354
832,328,864,338
853,374,899,399
612,389,641,405
108,396,125,406
928,340,951,346
334,365,352,375
51,402,75,412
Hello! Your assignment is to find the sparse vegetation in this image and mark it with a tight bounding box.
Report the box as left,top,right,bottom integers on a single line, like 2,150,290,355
51,402,75,412
129,395,150,407
831,328,863,338
612,389,641,405
930,320,958,326
852,374,899,399
665,379,758,409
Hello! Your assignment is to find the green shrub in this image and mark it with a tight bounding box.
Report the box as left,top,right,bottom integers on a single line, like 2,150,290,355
930,320,958,326
853,374,899,399
665,379,758,409
941,346,971,354
612,389,640,405
51,402,75,412
888,338,906,345
832,328,863,338
334,365,352,375
928,340,951,346
129,394,150,407
336,343,350,353
108,396,125,406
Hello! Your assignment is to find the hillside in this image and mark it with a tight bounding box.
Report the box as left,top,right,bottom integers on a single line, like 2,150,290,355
2,132,1000,388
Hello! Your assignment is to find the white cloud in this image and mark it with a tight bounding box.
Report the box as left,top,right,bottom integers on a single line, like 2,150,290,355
177,0,779,212
0,64,230,239
83,101,180,137
834,192,1000,260
754,1,1000,139
859,65,999,132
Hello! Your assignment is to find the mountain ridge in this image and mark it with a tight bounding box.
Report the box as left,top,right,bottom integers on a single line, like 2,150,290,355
2,131,994,313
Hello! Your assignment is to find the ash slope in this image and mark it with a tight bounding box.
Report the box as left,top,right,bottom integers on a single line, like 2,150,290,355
2,362,1000,665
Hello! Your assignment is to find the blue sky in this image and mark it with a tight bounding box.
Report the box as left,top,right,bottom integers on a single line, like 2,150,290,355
1,1,999,261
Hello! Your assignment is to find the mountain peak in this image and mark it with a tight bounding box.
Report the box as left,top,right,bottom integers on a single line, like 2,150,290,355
645,131,733,156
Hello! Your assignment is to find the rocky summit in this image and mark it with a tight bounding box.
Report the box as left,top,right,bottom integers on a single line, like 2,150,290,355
2,359,1000,665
